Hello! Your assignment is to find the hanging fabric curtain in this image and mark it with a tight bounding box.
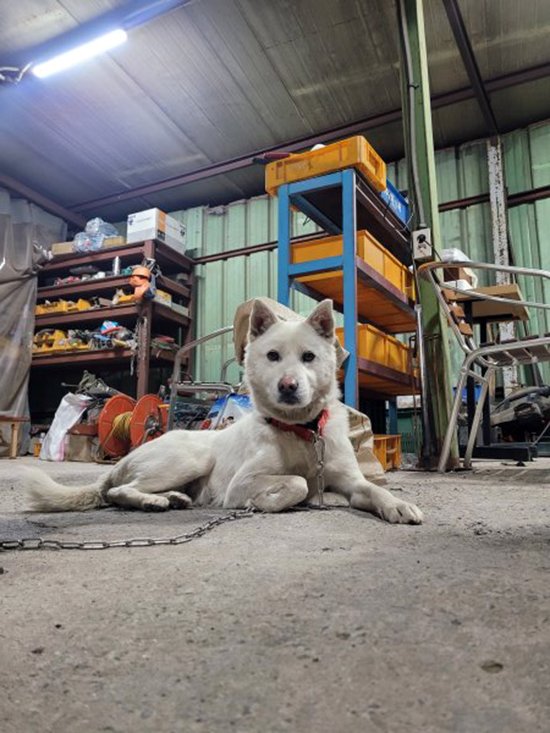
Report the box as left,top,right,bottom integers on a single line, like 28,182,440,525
0,188,66,456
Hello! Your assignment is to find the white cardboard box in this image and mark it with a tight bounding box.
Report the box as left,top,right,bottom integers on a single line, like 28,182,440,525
126,208,186,253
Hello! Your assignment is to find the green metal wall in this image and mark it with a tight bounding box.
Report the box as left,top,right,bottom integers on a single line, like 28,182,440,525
170,119,550,383
173,200,321,384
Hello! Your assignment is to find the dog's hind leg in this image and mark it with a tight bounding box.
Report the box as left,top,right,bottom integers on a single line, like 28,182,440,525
105,483,171,511
224,473,308,512
104,437,215,511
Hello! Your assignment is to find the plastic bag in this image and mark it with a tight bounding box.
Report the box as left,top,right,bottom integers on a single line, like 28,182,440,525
85,217,118,237
39,393,92,461
73,219,119,252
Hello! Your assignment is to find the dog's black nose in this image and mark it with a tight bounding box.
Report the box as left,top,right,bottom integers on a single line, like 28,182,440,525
278,376,298,395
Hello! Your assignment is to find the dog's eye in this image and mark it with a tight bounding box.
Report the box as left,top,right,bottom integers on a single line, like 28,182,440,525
266,350,280,362
302,351,315,363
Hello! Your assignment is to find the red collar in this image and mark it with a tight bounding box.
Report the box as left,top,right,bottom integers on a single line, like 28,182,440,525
265,409,329,442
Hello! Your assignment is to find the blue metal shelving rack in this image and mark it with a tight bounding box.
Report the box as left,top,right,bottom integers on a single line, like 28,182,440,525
277,168,361,408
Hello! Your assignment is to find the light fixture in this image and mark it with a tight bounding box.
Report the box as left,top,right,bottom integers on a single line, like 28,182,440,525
31,28,127,79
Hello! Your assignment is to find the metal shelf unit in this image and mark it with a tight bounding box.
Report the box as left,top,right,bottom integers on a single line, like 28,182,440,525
277,168,415,408
32,239,194,399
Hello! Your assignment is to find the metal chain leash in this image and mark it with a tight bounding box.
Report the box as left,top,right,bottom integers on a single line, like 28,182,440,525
0,507,255,552
312,434,326,508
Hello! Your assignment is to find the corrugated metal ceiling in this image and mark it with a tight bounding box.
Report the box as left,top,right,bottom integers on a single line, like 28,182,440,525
1,0,549,222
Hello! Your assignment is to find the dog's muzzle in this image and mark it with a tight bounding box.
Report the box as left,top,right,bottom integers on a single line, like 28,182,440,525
278,376,300,405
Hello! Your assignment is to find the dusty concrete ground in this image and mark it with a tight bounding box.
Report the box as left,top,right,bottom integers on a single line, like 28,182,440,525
0,456,549,733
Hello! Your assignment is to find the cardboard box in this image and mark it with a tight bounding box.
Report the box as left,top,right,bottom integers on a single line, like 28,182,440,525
50,236,126,257
65,435,98,462
443,266,475,285
126,208,186,253
51,241,74,256
102,236,126,249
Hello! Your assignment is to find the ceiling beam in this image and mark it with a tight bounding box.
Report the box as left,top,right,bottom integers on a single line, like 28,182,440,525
442,0,499,137
0,173,87,227
74,62,550,212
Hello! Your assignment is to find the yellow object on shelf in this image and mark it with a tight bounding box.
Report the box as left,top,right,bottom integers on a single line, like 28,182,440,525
33,329,90,353
112,290,136,306
33,330,67,352
291,231,416,333
292,230,415,297
335,324,416,395
265,136,387,196
154,289,172,307
373,435,402,471
36,298,92,315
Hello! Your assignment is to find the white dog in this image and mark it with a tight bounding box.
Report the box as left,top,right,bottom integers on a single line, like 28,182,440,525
24,299,422,524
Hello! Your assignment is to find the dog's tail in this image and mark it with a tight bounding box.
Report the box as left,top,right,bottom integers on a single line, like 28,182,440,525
22,467,107,512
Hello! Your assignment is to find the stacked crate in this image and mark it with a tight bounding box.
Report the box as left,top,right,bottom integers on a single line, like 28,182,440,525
266,136,417,400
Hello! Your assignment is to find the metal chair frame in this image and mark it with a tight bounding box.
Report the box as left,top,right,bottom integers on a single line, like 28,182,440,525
418,260,550,472
167,326,238,430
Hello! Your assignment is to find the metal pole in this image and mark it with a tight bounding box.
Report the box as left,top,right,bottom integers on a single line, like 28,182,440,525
397,0,458,468
342,169,359,409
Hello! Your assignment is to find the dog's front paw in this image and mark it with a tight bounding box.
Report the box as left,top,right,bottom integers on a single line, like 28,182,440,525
142,495,170,512
164,491,192,509
378,499,423,525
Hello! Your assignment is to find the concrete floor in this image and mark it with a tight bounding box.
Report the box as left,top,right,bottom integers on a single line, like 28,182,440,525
1,457,549,733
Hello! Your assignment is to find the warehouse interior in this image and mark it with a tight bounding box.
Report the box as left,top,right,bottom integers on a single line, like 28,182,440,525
1,1,550,731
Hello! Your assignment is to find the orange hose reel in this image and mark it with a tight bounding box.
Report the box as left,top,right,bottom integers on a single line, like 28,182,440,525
98,394,168,458
98,394,136,458
130,394,167,448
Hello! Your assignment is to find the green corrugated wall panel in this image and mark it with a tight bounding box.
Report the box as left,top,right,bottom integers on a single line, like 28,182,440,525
246,250,271,299
204,208,225,256
226,200,246,251
457,141,489,198
247,196,272,246
462,204,492,276
221,256,247,384
291,210,320,237
509,205,540,313
530,123,550,188
435,148,459,203
196,260,225,382
439,209,462,251
194,251,277,381
179,207,205,254
503,127,533,194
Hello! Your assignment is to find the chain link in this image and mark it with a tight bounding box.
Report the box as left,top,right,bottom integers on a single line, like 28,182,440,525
0,507,255,552
312,434,326,508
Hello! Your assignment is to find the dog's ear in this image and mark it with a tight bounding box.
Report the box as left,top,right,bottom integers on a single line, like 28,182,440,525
306,299,334,339
249,299,279,340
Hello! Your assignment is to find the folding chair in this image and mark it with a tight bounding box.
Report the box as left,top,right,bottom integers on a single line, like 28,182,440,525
418,260,550,472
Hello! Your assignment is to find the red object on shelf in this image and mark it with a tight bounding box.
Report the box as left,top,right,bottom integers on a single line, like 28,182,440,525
98,394,136,458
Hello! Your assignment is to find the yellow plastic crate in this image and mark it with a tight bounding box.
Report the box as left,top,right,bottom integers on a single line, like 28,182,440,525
291,230,415,298
36,298,92,315
265,136,387,196
336,323,413,371
373,435,402,471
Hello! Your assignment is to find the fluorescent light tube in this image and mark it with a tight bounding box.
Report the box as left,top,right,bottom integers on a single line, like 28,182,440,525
32,28,127,78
